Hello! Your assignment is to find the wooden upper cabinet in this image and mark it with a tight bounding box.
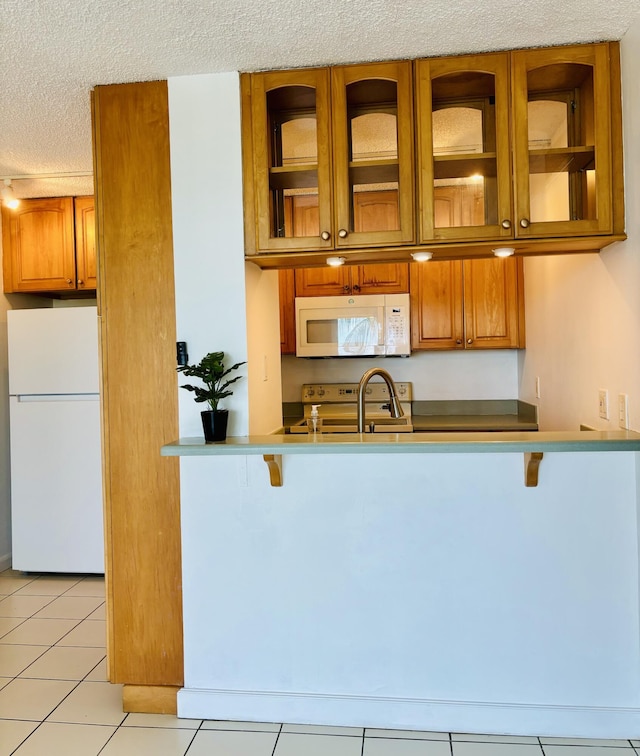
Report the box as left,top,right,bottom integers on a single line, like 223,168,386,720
331,61,415,248
417,43,618,244
74,196,97,290
416,53,513,244
511,43,614,238
243,42,622,265
250,68,333,253
2,197,76,293
410,260,464,350
410,257,524,350
2,196,97,295
244,60,415,254
462,258,525,348
295,262,409,297
278,269,296,354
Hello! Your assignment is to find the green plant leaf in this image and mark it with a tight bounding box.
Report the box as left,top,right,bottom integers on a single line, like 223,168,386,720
177,352,246,411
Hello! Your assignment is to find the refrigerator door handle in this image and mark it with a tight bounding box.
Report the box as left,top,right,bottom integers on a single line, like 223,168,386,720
15,394,99,402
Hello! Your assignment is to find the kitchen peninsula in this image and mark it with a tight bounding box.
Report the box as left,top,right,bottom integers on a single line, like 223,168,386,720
165,430,640,736
89,21,640,734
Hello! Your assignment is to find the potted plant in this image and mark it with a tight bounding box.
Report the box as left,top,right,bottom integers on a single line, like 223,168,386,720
177,351,246,442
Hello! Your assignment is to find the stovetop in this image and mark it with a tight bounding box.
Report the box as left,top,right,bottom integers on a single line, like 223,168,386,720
289,382,413,434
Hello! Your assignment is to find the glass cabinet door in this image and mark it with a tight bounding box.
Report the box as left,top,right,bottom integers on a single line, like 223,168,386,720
331,61,415,248
416,53,512,243
251,68,333,251
512,43,612,237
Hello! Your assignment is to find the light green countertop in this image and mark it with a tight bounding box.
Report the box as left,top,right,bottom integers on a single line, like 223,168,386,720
162,429,640,456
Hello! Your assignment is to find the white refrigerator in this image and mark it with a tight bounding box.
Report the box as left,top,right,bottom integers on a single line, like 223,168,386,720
7,306,104,573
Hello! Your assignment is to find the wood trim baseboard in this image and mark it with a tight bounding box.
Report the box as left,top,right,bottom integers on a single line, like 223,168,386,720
122,684,180,715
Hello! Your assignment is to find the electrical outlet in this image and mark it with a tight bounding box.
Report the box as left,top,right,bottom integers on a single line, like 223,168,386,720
618,393,629,430
598,389,609,420
535,376,541,399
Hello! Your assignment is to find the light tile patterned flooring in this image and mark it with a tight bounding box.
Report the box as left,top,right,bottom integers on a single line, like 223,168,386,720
1,568,640,755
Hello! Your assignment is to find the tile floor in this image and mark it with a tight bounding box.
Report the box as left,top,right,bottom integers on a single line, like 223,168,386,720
1,568,640,755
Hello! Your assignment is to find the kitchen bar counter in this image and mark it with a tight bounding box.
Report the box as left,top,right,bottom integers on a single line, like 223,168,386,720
162,429,640,456
163,429,640,489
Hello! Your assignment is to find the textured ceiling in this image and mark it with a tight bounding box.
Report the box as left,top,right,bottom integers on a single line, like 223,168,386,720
1,0,639,199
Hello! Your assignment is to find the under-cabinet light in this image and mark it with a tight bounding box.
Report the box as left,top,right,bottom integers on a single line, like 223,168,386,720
326,256,346,267
1,180,19,210
493,247,515,258
411,252,433,262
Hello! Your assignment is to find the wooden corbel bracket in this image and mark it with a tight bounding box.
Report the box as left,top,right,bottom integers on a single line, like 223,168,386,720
524,452,543,487
263,454,283,487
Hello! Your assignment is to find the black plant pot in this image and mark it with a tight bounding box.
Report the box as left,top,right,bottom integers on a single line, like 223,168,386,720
201,409,229,443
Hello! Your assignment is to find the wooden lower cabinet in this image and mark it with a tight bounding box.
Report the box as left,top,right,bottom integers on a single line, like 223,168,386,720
92,80,183,713
410,257,525,350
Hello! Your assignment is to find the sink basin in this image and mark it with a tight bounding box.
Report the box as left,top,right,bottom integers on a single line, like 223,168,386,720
289,416,414,433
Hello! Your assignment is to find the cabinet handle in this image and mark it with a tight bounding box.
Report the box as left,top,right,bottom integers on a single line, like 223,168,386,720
519,218,530,229
321,231,331,241
338,228,348,239
467,338,473,345
501,219,512,229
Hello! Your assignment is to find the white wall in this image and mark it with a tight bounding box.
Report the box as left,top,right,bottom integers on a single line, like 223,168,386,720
282,350,519,402
169,72,255,439
519,26,640,431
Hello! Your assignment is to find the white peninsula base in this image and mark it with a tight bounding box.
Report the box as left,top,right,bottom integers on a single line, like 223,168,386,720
170,441,640,738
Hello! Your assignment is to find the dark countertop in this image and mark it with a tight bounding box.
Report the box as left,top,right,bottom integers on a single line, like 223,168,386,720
411,399,538,432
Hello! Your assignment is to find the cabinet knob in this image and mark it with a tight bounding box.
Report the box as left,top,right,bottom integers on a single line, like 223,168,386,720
519,218,530,229
338,228,348,239
501,219,512,229
352,284,360,292
77,279,84,286
321,231,331,241
467,338,473,344
343,285,350,292
456,339,462,345
66,278,73,285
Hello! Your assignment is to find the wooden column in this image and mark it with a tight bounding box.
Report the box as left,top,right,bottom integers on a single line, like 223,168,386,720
92,81,183,712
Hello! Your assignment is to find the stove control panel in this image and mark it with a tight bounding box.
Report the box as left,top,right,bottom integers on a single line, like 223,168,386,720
302,382,412,403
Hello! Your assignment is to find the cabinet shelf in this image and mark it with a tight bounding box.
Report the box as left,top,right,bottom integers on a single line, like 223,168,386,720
432,153,498,181
528,146,595,174
348,159,399,185
269,165,319,191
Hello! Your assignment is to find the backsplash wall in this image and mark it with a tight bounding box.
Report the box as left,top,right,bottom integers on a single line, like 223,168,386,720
281,350,520,402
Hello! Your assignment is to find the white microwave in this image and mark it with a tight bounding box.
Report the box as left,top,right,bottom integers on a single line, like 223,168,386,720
295,293,411,358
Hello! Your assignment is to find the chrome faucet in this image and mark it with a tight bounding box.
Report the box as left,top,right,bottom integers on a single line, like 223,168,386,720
357,367,404,433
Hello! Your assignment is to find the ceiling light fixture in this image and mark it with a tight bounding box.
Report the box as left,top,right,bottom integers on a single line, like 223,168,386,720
411,251,433,262
326,256,346,267
493,246,515,258
1,179,19,210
